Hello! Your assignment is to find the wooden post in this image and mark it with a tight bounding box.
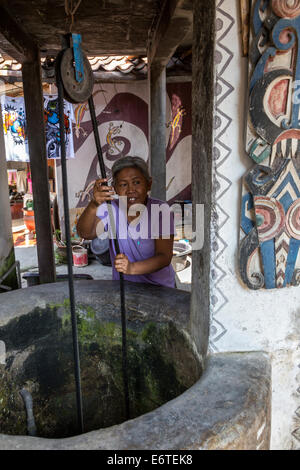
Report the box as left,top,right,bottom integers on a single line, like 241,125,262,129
190,0,216,361
147,0,192,202
240,0,250,57
149,62,167,201
22,51,56,284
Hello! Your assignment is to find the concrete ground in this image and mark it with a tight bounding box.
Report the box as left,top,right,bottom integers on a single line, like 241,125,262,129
14,245,191,290
14,245,112,288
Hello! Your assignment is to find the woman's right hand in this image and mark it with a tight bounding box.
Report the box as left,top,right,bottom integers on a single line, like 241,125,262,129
92,178,115,206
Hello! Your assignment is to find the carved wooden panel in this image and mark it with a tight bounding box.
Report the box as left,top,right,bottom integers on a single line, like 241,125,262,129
240,0,300,289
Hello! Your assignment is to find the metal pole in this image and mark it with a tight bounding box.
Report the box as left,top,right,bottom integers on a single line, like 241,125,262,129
88,95,130,420
56,60,84,434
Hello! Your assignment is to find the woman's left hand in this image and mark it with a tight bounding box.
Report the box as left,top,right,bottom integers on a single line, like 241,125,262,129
114,254,133,275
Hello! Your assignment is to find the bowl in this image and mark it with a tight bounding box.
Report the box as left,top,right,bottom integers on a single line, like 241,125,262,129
172,241,192,272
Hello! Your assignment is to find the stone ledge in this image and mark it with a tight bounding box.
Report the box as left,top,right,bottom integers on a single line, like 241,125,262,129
0,351,271,450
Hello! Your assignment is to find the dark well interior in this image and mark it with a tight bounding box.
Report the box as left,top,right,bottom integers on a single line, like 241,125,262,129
0,283,201,438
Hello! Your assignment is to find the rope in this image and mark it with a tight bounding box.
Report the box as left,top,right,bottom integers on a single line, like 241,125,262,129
64,0,82,32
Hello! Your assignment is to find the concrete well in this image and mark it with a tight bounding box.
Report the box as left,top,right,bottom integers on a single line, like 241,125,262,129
0,281,271,449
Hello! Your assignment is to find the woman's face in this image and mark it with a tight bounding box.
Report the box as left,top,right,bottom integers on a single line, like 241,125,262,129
114,167,152,208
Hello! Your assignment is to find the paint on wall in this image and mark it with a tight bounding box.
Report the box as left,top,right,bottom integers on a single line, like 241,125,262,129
56,82,192,236
166,82,192,203
240,0,300,291
210,0,235,352
74,91,149,208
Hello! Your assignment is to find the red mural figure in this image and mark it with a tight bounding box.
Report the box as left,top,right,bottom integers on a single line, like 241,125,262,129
166,94,186,151
166,83,192,203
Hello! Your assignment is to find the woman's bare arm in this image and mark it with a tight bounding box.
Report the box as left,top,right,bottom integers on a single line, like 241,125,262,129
114,236,174,275
76,178,115,240
76,200,100,240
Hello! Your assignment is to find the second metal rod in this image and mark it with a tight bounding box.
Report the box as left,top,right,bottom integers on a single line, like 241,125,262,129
88,95,130,420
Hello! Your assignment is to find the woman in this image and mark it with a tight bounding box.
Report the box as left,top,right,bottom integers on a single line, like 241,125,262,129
77,156,175,288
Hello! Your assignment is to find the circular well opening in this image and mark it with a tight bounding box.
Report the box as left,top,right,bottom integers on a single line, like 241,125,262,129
0,282,201,438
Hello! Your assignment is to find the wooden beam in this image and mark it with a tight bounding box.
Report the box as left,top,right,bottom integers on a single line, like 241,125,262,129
0,5,37,63
148,0,193,67
190,0,216,361
22,50,56,284
93,71,146,83
0,69,192,84
166,74,192,83
240,0,250,57
147,0,192,203
149,63,167,201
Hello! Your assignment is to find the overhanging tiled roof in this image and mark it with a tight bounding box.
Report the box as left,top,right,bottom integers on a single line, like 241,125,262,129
88,56,147,74
0,55,22,71
0,49,191,82
0,53,147,78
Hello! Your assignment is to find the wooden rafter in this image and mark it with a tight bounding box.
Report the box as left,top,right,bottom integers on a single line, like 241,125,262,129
0,5,38,63
148,0,193,66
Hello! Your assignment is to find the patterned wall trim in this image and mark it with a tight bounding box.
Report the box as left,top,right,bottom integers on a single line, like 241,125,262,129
210,0,235,352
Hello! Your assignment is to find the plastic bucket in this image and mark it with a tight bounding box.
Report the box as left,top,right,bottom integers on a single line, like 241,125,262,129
72,246,88,267
23,209,35,233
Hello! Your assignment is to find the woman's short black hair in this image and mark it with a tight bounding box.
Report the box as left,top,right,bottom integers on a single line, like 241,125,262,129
111,156,151,184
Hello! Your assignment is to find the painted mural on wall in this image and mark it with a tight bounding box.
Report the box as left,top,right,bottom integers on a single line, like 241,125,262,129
166,82,192,203
72,84,192,210
56,89,148,237
240,0,300,290
73,91,149,210
55,82,192,237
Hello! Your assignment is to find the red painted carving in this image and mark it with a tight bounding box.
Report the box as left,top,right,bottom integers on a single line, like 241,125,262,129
286,199,300,239
272,0,300,19
254,197,285,242
279,29,293,44
268,79,289,118
274,129,300,144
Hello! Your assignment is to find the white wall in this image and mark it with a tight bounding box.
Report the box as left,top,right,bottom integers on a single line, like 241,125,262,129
211,0,300,449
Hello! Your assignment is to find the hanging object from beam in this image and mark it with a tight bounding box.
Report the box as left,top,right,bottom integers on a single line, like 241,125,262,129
72,33,84,83
59,33,94,104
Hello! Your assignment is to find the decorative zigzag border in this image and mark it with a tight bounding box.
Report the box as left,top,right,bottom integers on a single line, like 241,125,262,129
211,1,300,448
210,0,235,351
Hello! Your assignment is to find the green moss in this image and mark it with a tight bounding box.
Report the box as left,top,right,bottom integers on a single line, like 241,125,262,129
0,302,199,438
0,367,27,435
57,299,135,348
0,247,18,292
